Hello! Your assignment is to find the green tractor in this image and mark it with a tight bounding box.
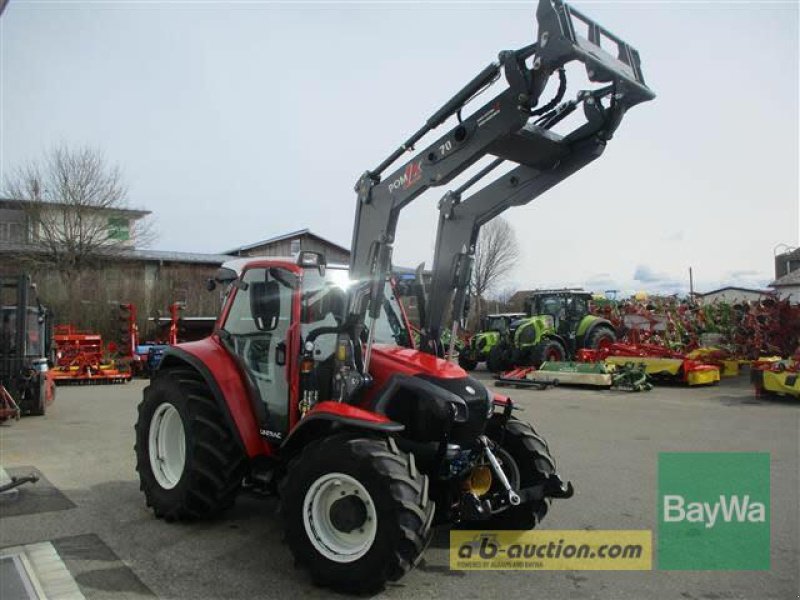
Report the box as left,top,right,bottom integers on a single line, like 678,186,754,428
487,290,616,372
458,313,525,371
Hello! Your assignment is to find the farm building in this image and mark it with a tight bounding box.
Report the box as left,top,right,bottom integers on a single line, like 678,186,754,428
224,228,350,264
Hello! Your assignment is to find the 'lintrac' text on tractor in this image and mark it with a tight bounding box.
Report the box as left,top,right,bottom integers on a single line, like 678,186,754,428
135,0,653,592
459,313,525,371
487,290,617,372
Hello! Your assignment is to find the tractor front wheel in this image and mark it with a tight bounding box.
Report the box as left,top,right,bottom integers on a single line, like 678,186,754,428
458,354,478,371
487,344,512,373
482,415,556,529
280,434,434,593
134,368,247,521
530,339,566,367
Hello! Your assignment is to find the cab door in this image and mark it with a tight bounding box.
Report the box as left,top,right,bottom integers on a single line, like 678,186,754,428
221,267,295,439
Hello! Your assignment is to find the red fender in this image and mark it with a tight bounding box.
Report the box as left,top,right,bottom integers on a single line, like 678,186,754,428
161,337,273,459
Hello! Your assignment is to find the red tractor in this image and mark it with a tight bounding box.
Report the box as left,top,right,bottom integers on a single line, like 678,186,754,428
135,0,653,592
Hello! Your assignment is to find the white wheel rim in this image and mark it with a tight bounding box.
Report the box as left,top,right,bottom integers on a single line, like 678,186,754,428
302,472,378,563
148,402,186,490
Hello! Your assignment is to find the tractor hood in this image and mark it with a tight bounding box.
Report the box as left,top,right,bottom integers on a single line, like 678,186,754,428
370,344,466,380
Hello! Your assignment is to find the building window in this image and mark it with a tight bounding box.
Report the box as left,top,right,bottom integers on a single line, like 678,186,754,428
290,239,301,255
107,217,130,241
0,222,24,243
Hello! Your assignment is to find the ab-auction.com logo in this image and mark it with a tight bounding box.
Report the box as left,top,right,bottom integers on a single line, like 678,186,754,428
658,452,770,570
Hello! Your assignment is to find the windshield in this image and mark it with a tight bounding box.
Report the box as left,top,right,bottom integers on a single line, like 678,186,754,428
531,295,563,317
301,267,412,352
485,317,507,332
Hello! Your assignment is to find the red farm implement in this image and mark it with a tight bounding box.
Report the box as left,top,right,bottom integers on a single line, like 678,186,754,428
52,325,130,384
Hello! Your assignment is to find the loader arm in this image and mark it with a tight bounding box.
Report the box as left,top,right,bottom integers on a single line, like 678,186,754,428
418,2,656,354
340,0,654,398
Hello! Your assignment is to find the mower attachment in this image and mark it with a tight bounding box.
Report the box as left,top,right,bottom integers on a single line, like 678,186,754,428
537,0,655,106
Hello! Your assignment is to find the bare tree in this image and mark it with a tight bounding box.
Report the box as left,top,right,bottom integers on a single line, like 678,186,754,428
3,145,154,279
471,217,520,325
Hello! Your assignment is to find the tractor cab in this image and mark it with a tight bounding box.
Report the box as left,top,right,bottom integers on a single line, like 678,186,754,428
525,290,593,336
0,275,55,416
483,313,526,335
210,252,416,439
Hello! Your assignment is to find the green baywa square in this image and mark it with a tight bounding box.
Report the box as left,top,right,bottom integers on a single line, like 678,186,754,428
658,452,770,570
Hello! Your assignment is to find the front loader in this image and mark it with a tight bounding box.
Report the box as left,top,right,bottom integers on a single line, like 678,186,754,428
134,0,654,593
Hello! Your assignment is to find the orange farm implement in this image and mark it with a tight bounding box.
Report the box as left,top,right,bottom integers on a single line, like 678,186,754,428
52,325,130,384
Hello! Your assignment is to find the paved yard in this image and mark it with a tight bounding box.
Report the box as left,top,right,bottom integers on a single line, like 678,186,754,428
1,373,798,599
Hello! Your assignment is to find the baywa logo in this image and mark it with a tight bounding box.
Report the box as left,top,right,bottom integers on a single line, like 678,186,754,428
658,452,770,570
663,494,766,529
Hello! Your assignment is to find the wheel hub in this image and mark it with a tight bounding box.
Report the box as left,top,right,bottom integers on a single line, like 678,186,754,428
329,495,368,533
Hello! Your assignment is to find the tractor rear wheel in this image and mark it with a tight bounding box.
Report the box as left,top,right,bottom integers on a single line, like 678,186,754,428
134,367,247,521
27,377,46,416
530,338,566,367
482,415,556,529
586,326,616,350
280,434,434,593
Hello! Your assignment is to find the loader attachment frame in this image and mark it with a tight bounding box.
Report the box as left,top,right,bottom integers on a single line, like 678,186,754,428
415,2,655,353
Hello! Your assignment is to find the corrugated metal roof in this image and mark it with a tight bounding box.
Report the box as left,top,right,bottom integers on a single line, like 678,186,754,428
696,286,770,296
125,249,234,264
223,229,350,255
770,269,800,287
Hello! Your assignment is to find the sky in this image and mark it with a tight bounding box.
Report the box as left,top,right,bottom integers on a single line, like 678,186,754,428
1,0,798,297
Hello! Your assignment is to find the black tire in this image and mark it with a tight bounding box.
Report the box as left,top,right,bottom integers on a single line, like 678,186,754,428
134,367,247,521
586,325,617,350
28,376,46,416
487,343,511,373
458,354,478,371
530,338,566,367
482,415,556,529
280,434,435,594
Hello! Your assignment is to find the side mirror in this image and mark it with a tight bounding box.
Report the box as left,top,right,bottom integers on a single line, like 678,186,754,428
250,280,281,331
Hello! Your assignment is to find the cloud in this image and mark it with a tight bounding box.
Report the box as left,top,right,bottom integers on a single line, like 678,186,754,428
633,265,665,283
632,264,686,294
662,230,685,242
583,272,618,290
726,269,760,279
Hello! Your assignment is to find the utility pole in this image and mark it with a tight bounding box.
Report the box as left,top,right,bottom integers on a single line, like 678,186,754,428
689,267,694,298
